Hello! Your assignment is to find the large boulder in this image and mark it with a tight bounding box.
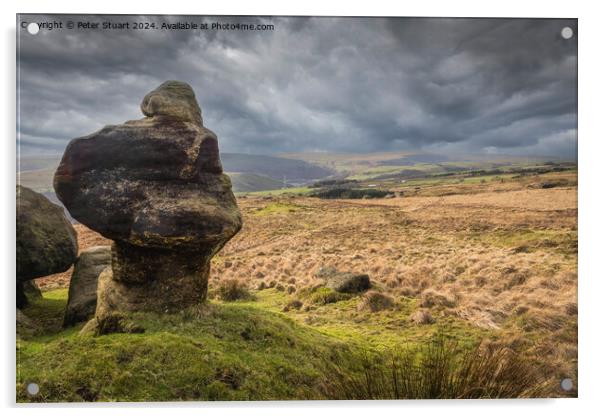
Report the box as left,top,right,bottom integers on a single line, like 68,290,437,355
54,81,242,320
315,266,371,293
16,185,78,307
63,246,112,327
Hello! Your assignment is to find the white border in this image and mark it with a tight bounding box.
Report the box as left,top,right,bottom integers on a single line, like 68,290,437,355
2,1,600,415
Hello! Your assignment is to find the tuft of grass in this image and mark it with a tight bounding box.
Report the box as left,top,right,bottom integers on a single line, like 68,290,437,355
307,287,351,305
357,291,395,312
320,339,558,399
216,279,253,302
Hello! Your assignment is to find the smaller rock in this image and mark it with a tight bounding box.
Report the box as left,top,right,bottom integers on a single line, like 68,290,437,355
17,185,78,307
23,280,42,300
410,309,435,325
64,246,112,327
316,267,371,293
18,280,43,311
17,309,39,337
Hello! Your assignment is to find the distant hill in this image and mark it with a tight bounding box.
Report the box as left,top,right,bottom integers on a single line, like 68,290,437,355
276,151,574,178
221,153,333,182
229,173,284,193
17,153,333,195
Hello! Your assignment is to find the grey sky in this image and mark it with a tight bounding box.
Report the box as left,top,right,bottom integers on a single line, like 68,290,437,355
17,15,577,158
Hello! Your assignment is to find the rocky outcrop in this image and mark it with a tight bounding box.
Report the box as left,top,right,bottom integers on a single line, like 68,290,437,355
16,185,78,308
54,81,242,322
315,267,371,293
63,246,112,327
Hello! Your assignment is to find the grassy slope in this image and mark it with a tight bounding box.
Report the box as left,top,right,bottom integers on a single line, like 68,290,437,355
17,169,577,402
229,173,284,193
17,287,487,402
17,290,349,402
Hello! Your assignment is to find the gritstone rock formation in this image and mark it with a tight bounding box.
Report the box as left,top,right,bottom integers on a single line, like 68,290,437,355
16,185,78,308
54,81,242,320
63,246,112,327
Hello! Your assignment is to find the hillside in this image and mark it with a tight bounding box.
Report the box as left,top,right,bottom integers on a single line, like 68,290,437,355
221,153,333,182
229,173,284,193
22,168,577,401
277,151,573,179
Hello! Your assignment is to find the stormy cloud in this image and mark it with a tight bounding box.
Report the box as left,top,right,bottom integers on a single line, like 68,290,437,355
17,15,577,158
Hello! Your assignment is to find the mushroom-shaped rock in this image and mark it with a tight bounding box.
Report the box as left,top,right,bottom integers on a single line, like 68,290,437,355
54,81,242,317
16,185,78,308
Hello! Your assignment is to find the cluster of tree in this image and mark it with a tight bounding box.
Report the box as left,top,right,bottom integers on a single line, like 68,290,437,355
310,187,394,199
308,179,359,188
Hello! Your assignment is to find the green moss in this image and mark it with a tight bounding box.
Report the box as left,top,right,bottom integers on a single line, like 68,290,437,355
306,287,351,305
246,289,487,350
16,288,499,402
17,290,350,402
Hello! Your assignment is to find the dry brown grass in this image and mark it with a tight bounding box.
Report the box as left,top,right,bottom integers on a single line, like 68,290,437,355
320,339,557,399
39,171,577,389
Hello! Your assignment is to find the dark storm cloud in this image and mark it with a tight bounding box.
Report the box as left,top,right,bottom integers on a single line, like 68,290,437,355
17,15,577,158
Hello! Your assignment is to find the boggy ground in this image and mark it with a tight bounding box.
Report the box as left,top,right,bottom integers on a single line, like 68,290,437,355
19,170,577,401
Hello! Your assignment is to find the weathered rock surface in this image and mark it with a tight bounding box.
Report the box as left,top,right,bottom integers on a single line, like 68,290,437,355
63,246,112,327
17,309,39,337
54,81,242,320
315,267,371,293
23,280,42,300
16,185,78,308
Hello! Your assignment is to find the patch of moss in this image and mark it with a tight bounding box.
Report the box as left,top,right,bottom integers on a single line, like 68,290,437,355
249,289,488,351
17,290,349,402
307,287,351,305
16,288,505,402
